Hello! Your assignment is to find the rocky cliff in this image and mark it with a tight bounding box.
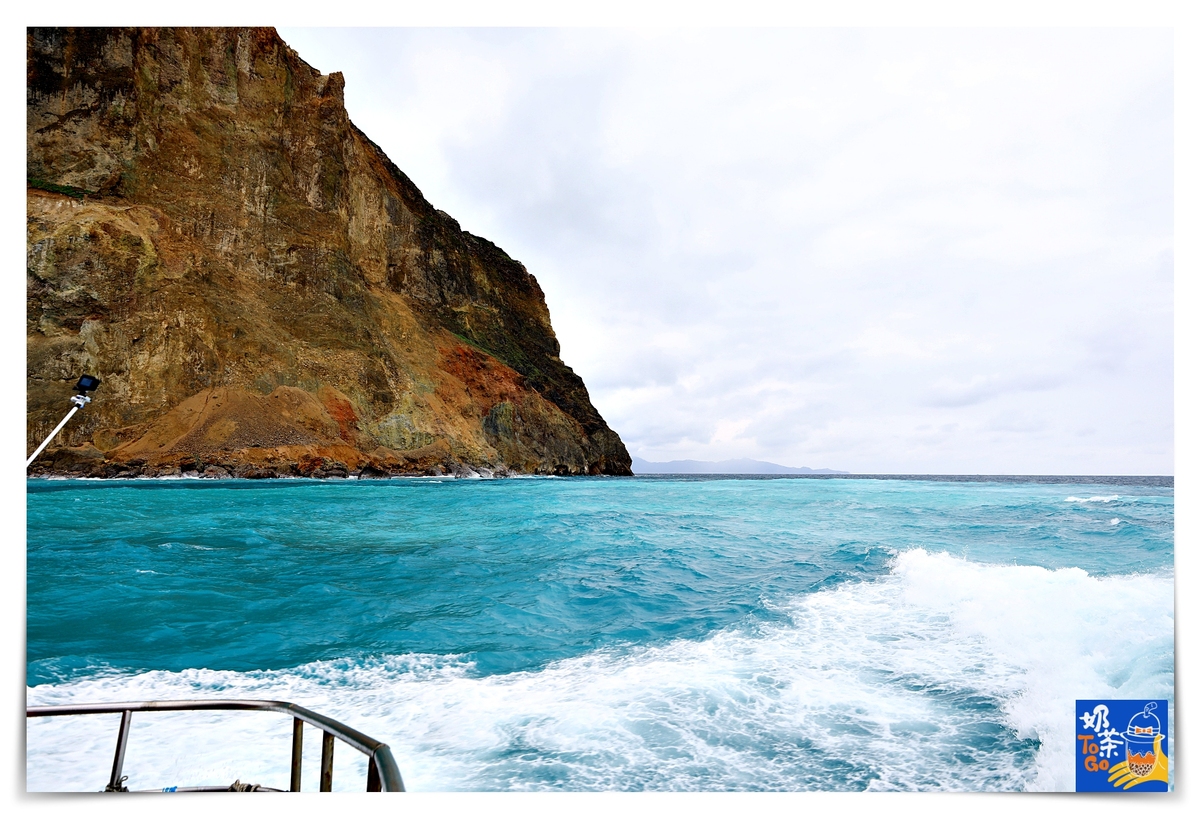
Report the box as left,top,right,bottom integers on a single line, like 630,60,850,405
27,27,632,478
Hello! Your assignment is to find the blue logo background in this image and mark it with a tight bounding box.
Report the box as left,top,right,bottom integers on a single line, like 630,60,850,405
1076,699,1168,792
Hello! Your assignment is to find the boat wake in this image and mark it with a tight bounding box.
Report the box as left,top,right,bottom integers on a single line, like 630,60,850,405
27,550,1172,791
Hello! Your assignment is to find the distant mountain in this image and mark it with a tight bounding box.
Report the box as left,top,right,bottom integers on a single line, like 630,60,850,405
631,457,848,475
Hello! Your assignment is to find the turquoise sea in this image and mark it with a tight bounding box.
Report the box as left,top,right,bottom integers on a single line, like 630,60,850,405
25,475,1174,791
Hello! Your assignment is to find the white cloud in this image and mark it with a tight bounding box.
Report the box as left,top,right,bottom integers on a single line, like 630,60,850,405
278,26,1173,474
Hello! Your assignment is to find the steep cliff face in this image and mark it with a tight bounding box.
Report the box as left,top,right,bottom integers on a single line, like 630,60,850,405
27,27,632,477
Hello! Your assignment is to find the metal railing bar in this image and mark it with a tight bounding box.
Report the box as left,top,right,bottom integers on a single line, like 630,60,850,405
366,757,381,792
27,699,384,758
370,746,405,793
27,699,406,792
106,710,132,792
290,718,304,792
320,731,334,792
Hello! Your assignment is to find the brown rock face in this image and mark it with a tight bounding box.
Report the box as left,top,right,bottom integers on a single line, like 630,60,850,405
27,27,632,477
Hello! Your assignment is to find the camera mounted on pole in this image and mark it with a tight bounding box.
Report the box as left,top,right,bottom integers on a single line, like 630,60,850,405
69,374,101,408
26,374,102,468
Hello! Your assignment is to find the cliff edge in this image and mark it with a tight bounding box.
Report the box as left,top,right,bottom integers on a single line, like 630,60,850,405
27,27,632,478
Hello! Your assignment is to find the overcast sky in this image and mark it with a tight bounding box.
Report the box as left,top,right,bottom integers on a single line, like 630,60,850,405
263,30,1173,472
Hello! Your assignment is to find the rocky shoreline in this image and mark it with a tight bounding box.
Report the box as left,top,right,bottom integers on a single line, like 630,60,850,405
27,455,513,480
26,439,471,480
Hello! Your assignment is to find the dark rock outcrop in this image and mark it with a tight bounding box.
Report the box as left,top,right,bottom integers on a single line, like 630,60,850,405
27,27,632,477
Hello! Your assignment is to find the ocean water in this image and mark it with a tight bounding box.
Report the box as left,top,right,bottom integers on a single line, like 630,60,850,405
26,475,1174,792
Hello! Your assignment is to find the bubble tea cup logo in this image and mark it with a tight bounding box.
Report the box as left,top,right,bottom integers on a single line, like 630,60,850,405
1075,700,1169,792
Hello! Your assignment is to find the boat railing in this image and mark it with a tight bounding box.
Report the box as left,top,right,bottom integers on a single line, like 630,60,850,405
26,699,405,792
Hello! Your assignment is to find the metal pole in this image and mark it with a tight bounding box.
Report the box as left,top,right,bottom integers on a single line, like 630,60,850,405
290,718,304,792
320,731,335,792
106,709,133,792
370,746,405,792
25,403,81,467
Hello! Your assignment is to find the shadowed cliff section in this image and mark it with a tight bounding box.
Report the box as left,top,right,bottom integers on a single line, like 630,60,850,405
27,27,632,477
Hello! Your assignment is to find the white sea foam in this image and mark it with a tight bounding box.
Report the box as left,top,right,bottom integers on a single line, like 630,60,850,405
1065,495,1120,503
811,550,1174,791
26,551,1173,792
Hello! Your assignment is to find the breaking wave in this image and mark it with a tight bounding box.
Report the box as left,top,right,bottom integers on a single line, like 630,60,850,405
27,550,1173,792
